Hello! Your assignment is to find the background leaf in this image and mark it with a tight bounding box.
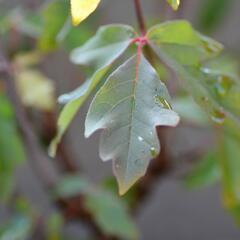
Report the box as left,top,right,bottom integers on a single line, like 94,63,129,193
184,151,221,189
71,0,101,26
147,21,240,127
167,0,180,11
0,94,25,201
55,175,138,239
198,0,233,32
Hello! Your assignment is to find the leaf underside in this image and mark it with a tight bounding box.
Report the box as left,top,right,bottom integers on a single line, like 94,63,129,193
85,54,179,194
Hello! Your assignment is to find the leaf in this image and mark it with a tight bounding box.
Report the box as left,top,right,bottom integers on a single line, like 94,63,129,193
46,213,64,240
38,0,69,51
167,0,180,11
147,21,240,127
184,151,221,189
85,54,180,195
15,69,56,111
219,130,240,223
50,24,136,156
198,0,233,32
147,20,223,66
55,175,138,239
173,96,209,126
0,94,25,201
71,0,101,26
0,215,32,240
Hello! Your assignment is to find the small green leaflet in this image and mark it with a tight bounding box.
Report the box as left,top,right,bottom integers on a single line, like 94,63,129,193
147,20,223,66
85,54,179,194
50,24,136,156
147,20,240,126
167,0,180,10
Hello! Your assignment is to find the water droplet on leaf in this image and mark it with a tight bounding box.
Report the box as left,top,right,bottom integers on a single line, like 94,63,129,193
214,75,232,97
154,96,172,109
138,136,143,142
211,109,226,124
150,147,158,157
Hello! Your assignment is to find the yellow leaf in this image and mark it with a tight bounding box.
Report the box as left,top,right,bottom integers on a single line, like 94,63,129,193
15,70,56,111
167,0,180,11
71,0,101,26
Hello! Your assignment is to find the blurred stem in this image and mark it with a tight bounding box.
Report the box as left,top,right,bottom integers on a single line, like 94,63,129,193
133,0,146,35
0,49,59,189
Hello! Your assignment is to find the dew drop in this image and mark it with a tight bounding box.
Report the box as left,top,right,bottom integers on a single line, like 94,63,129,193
211,109,226,124
138,136,144,142
214,75,232,97
150,147,158,157
154,96,172,109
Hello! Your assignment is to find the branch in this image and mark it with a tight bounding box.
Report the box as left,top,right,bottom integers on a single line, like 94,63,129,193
0,50,59,189
133,0,146,35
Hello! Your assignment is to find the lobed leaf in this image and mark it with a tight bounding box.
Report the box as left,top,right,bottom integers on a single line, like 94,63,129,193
50,25,136,156
85,54,179,194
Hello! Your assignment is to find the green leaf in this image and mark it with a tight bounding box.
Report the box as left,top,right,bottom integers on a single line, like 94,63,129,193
167,0,180,11
184,151,221,189
0,215,32,240
147,20,223,66
38,0,69,51
55,175,138,239
173,96,209,125
85,54,179,195
0,94,25,201
46,213,64,240
198,0,233,32
220,130,240,223
50,24,136,156
148,23,240,127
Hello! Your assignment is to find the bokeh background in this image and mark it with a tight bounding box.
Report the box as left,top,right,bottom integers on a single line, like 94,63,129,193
1,0,240,239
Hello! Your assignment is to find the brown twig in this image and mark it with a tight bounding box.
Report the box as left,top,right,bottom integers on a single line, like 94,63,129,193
0,50,59,189
133,0,146,35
